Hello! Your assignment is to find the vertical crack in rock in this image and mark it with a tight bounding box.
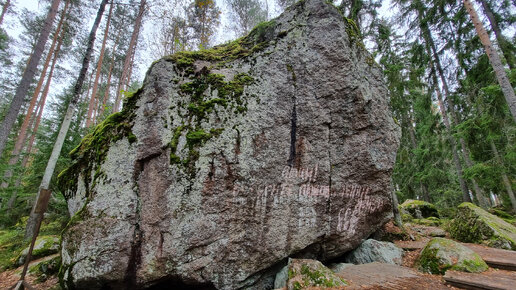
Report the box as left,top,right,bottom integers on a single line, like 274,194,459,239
124,156,151,288
287,64,297,167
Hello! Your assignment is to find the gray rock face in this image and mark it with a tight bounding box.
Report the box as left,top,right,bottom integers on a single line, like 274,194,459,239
59,0,400,289
344,239,403,265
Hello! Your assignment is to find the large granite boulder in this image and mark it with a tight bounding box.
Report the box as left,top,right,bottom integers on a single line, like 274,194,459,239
449,202,516,250
58,0,400,288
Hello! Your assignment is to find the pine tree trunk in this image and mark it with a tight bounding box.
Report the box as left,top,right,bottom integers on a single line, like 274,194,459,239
114,0,146,112
464,0,516,122
489,140,516,212
98,27,121,118
478,0,515,69
0,0,61,159
0,0,10,26
25,0,109,240
5,19,66,213
86,1,113,128
422,17,486,204
1,0,69,189
406,112,431,202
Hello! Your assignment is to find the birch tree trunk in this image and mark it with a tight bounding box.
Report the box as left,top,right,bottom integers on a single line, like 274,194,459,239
0,0,61,159
464,0,516,122
25,0,109,240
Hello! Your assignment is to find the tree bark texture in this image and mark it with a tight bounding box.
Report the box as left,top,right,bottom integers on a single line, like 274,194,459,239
464,0,516,122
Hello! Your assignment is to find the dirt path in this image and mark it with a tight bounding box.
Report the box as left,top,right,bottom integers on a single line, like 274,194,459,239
0,254,59,289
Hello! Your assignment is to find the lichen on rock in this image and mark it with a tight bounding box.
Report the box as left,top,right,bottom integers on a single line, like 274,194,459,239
58,0,400,289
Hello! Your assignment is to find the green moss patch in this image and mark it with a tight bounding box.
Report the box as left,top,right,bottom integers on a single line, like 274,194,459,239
165,20,276,74
449,202,516,250
287,259,347,289
400,199,439,219
168,72,253,173
0,227,26,270
417,237,488,275
57,88,141,199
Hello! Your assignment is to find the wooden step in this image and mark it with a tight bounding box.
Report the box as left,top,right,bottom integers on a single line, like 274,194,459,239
335,262,451,289
464,243,516,271
444,269,516,290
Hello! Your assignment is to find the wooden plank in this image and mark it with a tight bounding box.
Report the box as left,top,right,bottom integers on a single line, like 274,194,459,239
444,270,516,290
464,243,516,270
335,262,451,289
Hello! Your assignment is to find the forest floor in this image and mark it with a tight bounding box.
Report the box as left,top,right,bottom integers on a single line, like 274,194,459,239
0,254,59,289
0,222,514,289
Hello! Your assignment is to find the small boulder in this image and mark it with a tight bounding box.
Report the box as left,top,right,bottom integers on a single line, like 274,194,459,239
417,237,488,275
274,265,288,289
344,239,403,265
400,199,439,219
16,235,60,266
328,263,354,273
449,202,516,250
286,259,347,290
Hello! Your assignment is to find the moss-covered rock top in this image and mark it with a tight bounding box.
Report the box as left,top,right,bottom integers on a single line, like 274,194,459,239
417,237,488,275
449,202,516,250
286,258,347,289
400,199,439,219
16,235,60,266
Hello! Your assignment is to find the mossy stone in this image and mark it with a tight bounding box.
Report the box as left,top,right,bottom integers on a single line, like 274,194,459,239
400,199,439,219
417,237,488,275
287,258,347,289
449,202,516,250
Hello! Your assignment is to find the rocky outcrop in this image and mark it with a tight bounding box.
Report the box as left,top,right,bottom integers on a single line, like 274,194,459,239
344,239,403,265
58,0,400,289
417,238,488,275
449,202,516,250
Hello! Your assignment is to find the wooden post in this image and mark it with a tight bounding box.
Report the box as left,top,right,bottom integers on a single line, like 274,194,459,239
9,189,52,290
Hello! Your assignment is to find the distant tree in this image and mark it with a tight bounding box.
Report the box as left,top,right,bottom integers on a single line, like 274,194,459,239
186,0,220,49
226,0,267,36
114,0,147,113
0,0,11,26
148,0,190,59
0,0,61,159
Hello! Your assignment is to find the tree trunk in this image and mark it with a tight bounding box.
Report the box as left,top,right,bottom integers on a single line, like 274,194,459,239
98,27,121,118
25,0,109,240
1,0,69,189
464,0,516,122
478,0,515,69
0,0,61,159
114,0,146,112
5,15,66,213
422,14,485,204
406,111,431,202
0,0,10,26
86,1,113,128
489,140,516,212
